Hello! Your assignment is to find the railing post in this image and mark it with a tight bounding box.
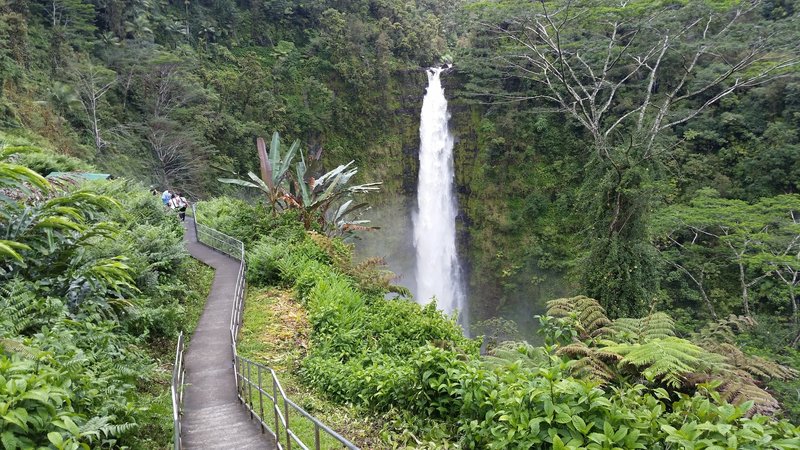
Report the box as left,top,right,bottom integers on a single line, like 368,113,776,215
235,354,242,401
273,376,280,446
258,365,264,433
285,390,291,450
315,423,321,450
247,361,253,418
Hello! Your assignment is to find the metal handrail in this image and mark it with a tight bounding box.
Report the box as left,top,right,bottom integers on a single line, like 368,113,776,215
171,332,185,450
188,204,359,450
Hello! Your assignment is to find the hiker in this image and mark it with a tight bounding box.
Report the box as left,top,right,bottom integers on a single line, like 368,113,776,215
169,192,189,221
161,189,172,206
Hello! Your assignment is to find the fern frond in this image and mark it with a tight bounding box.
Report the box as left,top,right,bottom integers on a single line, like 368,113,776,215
688,370,782,417
700,342,797,381
546,296,610,337
557,342,594,358
483,341,549,371
569,355,616,383
0,280,38,335
695,315,757,345
556,341,618,384
607,312,675,343
0,338,40,359
605,337,705,388
80,416,138,442
720,377,779,414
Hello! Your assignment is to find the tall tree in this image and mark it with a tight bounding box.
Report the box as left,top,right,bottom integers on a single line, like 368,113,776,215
656,189,800,319
70,60,116,151
480,0,799,316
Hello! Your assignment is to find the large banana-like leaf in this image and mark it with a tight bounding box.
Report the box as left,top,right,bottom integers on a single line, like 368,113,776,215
257,136,273,190
218,177,261,189
314,160,355,188
246,171,272,193
348,182,382,193
0,161,50,192
332,200,371,222
45,191,120,211
266,132,297,185
294,155,313,206
269,131,281,177
283,140,300,171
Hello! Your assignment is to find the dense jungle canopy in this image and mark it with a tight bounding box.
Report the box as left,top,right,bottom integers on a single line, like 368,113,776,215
2,0,800,447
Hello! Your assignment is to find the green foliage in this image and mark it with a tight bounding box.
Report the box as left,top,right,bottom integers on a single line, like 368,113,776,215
244,229,800,446
219,132,300,213
194,196,301,244
544,296,799,417
0,153,209,448
0,355,85,450
16,150,91,175
655,188,800,318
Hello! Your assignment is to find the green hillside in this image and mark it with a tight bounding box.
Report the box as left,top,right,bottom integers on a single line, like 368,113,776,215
3,0,800,447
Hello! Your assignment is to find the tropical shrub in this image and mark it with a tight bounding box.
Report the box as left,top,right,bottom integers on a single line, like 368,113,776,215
0,149,208,448
16,150,91,175
243,229,800,447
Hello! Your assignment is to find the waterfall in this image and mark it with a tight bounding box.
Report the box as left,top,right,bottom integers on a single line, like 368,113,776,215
413,67,467,323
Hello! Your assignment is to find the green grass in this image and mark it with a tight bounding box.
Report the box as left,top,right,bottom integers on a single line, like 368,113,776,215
238,288,386,449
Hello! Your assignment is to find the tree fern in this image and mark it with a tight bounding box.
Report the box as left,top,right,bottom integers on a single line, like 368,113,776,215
483,341,550,371
546,296,610,338
608,312,676,343
604,337,711,388
556,341,619,383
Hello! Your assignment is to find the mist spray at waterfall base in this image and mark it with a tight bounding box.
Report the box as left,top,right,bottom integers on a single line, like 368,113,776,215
413,66,468,329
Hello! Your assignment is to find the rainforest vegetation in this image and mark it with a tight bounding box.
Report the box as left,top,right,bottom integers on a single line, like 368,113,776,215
2,0,800,447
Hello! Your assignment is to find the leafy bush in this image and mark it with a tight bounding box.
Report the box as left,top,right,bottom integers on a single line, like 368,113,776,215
1,152,208,448
243,226,800,447
0,355,85,449
247,238,290,287
16,150,91,175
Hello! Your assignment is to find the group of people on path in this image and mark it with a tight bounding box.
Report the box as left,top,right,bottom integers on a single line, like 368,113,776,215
160,189,189,221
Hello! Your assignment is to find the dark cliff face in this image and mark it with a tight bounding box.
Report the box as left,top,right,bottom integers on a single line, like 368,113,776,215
355,69,428,199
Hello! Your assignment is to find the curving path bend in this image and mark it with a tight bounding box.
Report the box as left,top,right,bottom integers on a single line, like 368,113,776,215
181,218,275,449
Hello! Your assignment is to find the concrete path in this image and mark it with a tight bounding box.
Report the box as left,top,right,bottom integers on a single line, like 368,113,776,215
181,218,275,449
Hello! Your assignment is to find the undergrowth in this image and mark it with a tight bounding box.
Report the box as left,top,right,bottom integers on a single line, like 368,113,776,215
203,197,800,448
237,287,385,449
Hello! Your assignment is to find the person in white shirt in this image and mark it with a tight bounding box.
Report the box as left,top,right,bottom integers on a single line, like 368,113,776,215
169,193,189,221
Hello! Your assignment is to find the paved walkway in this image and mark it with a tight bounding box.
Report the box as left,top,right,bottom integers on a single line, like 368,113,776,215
181,218,275,449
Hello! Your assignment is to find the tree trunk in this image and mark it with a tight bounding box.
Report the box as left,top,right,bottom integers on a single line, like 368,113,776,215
739,262,751,317
91,96,102,151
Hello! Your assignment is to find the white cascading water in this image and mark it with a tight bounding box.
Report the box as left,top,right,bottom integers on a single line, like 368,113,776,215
413,67,467,322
